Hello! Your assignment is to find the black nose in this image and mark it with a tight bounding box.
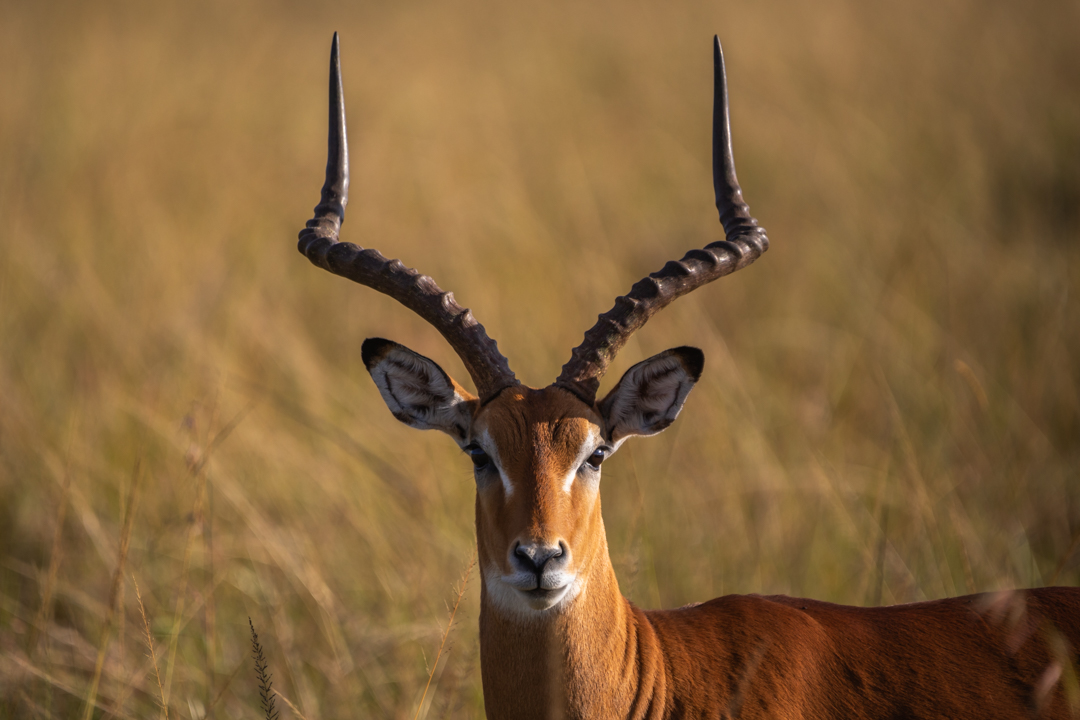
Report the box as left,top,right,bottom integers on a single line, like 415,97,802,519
514,541,567,575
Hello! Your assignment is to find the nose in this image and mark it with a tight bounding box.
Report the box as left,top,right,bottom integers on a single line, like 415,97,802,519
513,541,568,576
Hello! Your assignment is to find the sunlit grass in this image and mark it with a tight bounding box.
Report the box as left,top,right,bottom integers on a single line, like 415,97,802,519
1,0,1078,716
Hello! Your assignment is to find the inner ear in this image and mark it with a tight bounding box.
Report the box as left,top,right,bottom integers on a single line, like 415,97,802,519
598,346,704,446
361,338,477,445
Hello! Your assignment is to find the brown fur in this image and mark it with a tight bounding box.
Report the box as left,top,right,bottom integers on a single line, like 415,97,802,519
471,387,1080,720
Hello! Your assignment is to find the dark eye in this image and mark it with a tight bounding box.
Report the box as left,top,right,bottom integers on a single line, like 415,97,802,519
466,445,491,470
585,448,606,470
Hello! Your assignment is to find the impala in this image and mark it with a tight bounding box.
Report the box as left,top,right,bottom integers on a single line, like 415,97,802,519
298,33,1080,720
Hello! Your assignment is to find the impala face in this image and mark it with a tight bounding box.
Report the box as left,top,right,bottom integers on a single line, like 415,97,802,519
360,338,704,617
470,387,608,614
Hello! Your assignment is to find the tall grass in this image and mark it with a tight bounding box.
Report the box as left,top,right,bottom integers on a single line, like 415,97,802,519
1,0,1077,716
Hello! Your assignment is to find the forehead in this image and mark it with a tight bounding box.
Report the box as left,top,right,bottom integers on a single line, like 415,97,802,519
473,386,601,453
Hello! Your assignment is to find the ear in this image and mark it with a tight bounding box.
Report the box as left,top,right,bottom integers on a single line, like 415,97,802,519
361,338,478,445
598,346,704,446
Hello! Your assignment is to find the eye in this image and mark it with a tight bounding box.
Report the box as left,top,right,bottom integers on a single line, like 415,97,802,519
585,448,606,470
465,445,491,470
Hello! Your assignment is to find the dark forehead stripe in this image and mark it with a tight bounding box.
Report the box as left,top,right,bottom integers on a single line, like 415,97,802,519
550,418,590,451
533,418,592,479
551,419,573,443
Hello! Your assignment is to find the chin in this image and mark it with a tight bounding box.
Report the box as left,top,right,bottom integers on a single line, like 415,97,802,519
520,586,571,611
484,567,585,618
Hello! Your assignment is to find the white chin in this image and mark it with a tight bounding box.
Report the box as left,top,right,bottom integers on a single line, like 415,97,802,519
518,586,569,611
483,565,583,617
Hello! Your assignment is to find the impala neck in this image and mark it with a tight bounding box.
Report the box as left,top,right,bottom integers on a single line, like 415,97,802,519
477,513,653,720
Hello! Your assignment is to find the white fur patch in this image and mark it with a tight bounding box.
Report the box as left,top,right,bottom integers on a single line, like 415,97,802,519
562,426,603,493
477,428,513,497
483,561,587,619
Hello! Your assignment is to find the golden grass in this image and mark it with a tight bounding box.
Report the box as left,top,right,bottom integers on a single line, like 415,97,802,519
1,0,1078,716
134,575,169,720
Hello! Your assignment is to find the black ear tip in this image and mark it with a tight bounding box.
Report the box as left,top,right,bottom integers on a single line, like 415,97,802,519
671,346,705,381
361,337,397,370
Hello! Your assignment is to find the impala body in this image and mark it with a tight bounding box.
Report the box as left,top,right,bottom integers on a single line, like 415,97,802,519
298,34,1080,720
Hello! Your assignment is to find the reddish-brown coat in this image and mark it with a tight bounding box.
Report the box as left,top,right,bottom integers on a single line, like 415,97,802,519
483,571,1080,718
633,588,1080,719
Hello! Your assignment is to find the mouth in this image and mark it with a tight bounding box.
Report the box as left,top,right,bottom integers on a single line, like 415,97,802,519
488,567,579,613
516,584,569,610
524,587,563,600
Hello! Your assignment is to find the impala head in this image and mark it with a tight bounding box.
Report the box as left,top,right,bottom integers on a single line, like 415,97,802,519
359,337,704,614
299,34,767,617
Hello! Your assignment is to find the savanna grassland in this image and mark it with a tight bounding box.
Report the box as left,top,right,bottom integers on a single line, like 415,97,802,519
1,0,1078,717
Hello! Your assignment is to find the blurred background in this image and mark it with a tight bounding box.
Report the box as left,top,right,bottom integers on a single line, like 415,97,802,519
1,0,1078,716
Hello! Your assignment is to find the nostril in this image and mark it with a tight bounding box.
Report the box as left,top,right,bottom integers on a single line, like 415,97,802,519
514,544,539,572
513,542,569,576
513,542,569,578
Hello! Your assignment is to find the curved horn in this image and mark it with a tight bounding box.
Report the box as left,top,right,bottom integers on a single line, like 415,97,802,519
555,36,769,403
298,33,519,401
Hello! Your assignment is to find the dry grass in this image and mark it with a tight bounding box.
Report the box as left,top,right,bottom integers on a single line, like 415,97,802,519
1,0,1078,717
